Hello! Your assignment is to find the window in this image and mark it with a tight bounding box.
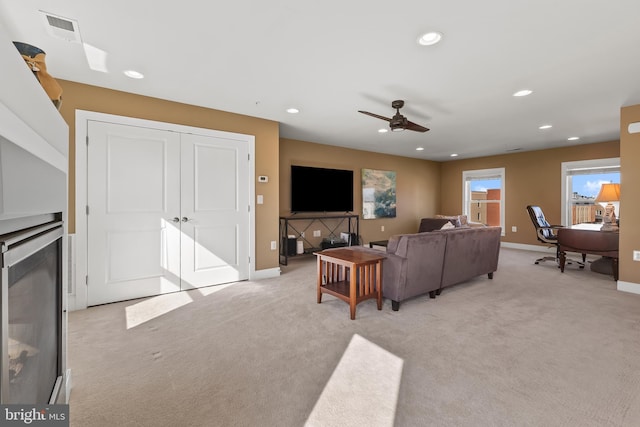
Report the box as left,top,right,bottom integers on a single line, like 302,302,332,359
561,158,620,225
462,168,505,234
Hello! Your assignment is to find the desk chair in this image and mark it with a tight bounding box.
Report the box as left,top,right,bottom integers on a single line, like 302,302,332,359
526,205,566,265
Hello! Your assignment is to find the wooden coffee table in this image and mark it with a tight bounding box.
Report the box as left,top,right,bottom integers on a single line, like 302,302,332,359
315,248,385,320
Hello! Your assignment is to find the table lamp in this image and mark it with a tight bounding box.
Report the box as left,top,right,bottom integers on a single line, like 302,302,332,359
594,183,620,231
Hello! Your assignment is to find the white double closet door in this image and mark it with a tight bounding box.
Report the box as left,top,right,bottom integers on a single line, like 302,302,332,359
87,121,250,306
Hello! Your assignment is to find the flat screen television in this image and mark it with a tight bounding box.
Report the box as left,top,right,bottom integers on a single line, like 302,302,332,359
291,165,354,213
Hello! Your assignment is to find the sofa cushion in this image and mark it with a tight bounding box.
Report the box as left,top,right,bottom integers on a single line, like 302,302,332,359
435,214,468,226
440,221,456,230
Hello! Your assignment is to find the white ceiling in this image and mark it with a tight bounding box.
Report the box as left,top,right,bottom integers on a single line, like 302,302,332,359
2,0,640,161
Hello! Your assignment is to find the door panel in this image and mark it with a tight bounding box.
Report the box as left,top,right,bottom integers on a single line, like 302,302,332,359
180,133,249,288
87,121,181,305
194,225,238,269
106,137,167,212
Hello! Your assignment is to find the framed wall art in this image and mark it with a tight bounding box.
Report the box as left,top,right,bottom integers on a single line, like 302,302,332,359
362,168,396,219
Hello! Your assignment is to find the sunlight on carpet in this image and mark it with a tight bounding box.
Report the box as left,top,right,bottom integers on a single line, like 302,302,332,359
305,334,404,427
125,291,193,329
195,282,236,297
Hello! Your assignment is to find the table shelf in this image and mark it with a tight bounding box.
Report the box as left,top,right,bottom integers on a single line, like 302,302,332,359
321,281,381,305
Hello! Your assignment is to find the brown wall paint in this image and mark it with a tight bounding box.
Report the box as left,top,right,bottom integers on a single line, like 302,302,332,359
57,80,280,270
440,140,620,246
620,105,640,285
279,138,440,244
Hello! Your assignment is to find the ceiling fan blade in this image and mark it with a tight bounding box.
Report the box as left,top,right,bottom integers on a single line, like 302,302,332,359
358,110,392,122
406,120,430,132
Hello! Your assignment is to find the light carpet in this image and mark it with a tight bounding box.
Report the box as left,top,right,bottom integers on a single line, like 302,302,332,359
67,248,640,426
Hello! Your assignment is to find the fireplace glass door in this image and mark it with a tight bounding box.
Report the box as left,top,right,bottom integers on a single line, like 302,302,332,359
1,218,63,404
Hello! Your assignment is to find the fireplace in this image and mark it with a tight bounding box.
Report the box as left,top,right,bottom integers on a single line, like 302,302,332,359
0,213,64,404
0,24,70,405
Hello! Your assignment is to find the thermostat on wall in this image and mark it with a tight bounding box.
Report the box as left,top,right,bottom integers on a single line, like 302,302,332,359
258,176,268,183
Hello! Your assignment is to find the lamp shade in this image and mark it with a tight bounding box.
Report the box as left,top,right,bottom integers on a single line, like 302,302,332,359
594,183,620,203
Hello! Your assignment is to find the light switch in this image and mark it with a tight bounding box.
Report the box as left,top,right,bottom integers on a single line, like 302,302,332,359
257,195,264,204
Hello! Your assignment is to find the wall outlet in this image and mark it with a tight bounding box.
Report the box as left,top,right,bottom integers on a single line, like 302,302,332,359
381,225,385,232
634,250,640,261
270,241,277,250
313,230,321,237
511,226,517,232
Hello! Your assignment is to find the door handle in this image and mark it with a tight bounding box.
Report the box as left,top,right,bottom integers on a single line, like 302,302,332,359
172,217,180,223
182,217,191,222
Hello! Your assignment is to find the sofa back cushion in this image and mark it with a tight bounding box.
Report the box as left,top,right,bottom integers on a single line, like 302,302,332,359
440,226,501,288
418,218,452,232
435,214,468,226
387,232,448,300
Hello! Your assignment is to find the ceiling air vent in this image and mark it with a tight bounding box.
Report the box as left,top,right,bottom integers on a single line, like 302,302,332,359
39,11,82,43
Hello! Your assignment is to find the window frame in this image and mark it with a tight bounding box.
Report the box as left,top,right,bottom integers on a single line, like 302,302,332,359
462,167,505,235
561,158,620,226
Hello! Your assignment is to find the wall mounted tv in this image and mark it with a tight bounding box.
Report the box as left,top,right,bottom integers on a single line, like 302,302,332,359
291,165,354,213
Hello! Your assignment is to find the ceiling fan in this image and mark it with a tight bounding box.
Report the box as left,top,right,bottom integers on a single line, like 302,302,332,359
358,100,430,133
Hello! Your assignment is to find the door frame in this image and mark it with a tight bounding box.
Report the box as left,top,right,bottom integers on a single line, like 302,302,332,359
71,110,255,310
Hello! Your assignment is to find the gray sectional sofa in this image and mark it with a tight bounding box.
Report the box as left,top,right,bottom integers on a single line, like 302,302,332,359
351,220,502,311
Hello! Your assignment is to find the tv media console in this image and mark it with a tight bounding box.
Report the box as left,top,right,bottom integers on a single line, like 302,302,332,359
279,214,359,265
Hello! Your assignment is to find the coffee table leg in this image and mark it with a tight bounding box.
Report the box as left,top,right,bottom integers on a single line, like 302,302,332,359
317,257,323,303
376,260,383,310
350,264,357,320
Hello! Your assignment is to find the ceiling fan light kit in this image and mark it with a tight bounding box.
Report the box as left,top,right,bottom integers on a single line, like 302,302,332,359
358,100,430,133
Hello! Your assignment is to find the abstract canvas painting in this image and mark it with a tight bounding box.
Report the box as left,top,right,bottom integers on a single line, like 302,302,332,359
362,169,396,219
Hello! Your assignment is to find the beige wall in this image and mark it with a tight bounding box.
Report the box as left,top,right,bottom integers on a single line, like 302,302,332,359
57,80,280,270
440,140,620,246
56,78,635,283
620,105,640,285
279,138,440,244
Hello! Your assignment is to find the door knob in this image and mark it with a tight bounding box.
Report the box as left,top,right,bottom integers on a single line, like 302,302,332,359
182,217,190,222
172,217,180,223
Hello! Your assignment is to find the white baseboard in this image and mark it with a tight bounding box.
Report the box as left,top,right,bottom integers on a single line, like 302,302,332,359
500,241,555,253
251,267,281,280
617,281,640,295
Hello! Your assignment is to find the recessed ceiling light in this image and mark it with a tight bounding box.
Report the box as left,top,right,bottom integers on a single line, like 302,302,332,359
417,31,443,46
123,70,144,79
416,147,424,151
567,136,580,141
539,124,552,129
513,89,532,97
450,153,459,157
378,128,388,133
286,108,299,114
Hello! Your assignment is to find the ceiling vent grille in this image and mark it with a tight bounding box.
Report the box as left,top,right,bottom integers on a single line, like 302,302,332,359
39,11,82,43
